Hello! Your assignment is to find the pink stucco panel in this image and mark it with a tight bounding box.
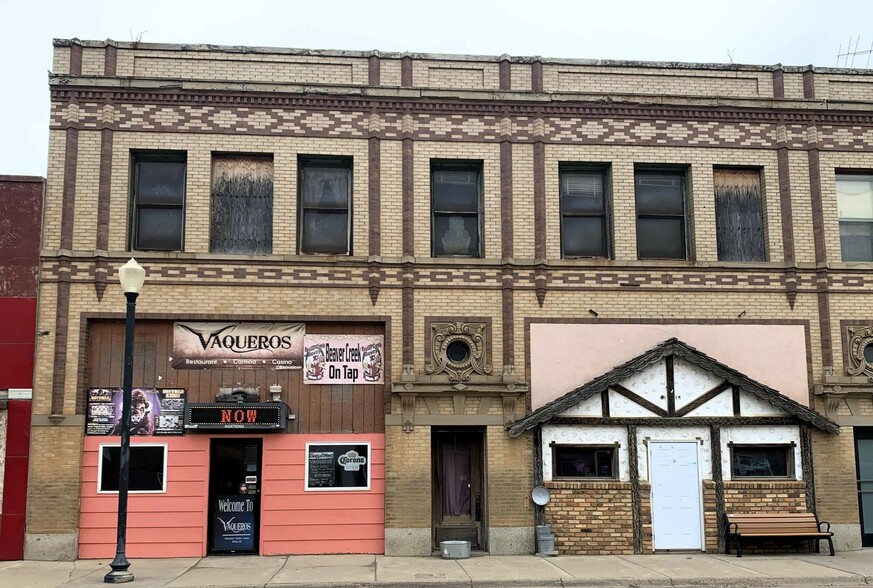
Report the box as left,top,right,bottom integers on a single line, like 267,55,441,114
530,324,809,409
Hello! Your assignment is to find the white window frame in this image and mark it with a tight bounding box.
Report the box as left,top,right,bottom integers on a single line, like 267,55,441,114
97,443,168,494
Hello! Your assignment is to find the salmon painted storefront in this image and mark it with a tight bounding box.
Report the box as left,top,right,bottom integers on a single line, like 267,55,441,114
77,319,386,558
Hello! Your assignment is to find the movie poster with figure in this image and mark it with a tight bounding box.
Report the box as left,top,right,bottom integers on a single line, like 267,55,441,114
86,387,186,436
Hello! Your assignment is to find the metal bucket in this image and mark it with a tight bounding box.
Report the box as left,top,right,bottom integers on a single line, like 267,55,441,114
440,540,471,559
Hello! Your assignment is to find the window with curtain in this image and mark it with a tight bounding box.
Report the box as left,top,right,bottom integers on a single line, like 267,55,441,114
431,161,483,257
560,167,610,258
298,157,352,254
837,174,873,262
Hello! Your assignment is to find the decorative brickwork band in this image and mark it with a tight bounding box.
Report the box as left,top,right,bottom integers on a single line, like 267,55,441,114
96,128,113,252
104,44,117,77
808,148,827,263
803,69,816,99
69,43,82,75
51,280,71,414
772,68,785,99
368,137,381,256
402,138,414,256
501,141,513,258
401,56,412,87
499,58,511,91
61,128,79,250
531,60,543,93
776,147,795,264
533,141,546,260
368,55,380,87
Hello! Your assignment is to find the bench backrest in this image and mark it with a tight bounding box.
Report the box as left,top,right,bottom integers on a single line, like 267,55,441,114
726,512,819,534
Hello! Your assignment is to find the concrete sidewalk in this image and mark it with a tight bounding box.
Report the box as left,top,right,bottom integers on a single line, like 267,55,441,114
1,551,872,588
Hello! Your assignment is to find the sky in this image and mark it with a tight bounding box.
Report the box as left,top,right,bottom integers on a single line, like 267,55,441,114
1,0,872,177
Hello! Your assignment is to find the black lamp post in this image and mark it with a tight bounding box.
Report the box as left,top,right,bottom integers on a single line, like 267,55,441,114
105,258,145,584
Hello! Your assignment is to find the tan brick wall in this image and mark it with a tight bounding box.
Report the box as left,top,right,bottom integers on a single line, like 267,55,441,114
510,64,532,92
80,48,104,76
52,46,70,75
380,59,402,87
783,73,806,99
26,426,83,533
486,427,533,527
820,151,873,264
818,75,873,102
544,481,636,554
385,425,431,529
412,60,500,91
813,428,859,525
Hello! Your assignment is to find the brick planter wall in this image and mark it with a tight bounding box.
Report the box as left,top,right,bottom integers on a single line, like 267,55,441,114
544,481,635,554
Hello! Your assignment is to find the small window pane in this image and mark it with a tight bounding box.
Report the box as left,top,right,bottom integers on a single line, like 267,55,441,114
136,208,183,250
137,162,185,205
635,175,684,215
562,216,606,257
553,446,615,479
562,173,604,213
301,210,349,253
433,214,479,256
731,446,790,478
302,167,349,208
840,222,873,262
637,218,685,259
837,177,873,220
433,179,479,212
100,446,165,492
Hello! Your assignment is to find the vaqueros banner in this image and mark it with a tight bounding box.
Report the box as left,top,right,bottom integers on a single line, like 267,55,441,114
173,322,304,369
303,334,384,384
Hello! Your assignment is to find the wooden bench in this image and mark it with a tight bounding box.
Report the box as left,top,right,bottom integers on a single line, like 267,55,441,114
725,512,834,557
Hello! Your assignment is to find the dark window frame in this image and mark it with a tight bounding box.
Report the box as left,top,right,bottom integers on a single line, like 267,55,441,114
98,444,168,493
130,151,187,252
836,172,873,262
297,155,353,255
634,167,689,260
551,443,619,481
559,164,612,259
728,443,795,480
713,166,767,262
430,159,484,258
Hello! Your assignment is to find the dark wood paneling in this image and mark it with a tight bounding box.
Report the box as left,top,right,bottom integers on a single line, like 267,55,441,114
86,320,385,434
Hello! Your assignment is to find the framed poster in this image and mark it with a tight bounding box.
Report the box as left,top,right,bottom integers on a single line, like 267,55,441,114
303,335,383,384
305,443,371,491
212,495,256,551
86,388,186,436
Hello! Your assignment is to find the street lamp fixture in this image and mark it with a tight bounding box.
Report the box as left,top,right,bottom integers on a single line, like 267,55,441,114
105,259,145,584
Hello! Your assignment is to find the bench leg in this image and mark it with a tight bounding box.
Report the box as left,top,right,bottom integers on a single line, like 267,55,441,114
813,538,819,553
827,537,835,556
736,537,743,558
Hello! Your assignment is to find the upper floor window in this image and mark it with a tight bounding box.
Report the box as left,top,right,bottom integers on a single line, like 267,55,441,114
635,169,688,260
560,166,610,258
298,156,352,255
714,168,766,262
431,160,483,257
210,154,274,255
131,152,186,251
837,174,873,262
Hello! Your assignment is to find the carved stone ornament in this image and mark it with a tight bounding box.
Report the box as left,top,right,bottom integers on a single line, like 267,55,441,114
846,326,873,382
426,321,492,382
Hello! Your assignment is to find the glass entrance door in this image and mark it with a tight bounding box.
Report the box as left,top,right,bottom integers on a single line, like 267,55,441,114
208,438,262,554
855,428,873,546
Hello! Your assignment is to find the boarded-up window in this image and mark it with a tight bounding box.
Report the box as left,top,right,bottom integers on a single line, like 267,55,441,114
210,155,273,255
299,157,352,254
837,174,873,262
714,168,766,262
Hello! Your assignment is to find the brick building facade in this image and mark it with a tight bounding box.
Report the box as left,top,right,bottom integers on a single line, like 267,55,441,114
25,38,873,559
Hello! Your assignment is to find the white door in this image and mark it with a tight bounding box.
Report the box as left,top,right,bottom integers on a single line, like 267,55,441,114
650,441,702,550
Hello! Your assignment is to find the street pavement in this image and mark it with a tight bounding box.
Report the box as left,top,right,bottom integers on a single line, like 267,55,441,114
2,550,873,588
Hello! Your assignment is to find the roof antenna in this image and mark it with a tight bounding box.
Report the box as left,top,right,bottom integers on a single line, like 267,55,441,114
837,36,873,68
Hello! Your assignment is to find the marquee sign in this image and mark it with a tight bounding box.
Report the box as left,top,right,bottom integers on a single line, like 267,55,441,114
184,402,287,431
173,322,304,369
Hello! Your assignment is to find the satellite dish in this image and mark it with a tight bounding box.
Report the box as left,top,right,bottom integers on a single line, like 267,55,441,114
531,485,550,506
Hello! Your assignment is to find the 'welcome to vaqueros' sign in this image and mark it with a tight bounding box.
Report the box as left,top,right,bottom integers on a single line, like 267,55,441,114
173,322,304,369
